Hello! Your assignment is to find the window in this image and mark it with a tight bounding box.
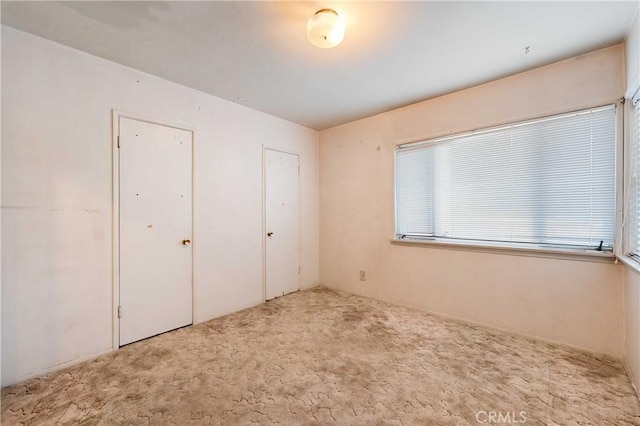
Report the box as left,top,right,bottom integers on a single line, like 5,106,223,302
627,94,640,259
395,105,617,252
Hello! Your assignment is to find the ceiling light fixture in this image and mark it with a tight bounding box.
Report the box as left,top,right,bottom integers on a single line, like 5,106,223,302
306,8,345,49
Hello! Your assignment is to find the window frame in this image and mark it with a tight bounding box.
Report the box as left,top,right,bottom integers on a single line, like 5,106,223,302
623,90,640,267
392,103,621,261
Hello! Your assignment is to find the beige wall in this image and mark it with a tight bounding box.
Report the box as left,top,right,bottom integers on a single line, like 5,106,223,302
625,7,640,98
1,26,319,386
320,45,625,356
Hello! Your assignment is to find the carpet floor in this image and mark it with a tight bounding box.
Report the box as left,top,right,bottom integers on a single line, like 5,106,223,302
2,287,640,425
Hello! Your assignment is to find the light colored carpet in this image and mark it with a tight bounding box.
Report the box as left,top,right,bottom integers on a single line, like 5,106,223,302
2,287,640,425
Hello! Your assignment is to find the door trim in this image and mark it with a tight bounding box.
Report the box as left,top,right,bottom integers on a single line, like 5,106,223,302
262,146,301,302
111,110,196,349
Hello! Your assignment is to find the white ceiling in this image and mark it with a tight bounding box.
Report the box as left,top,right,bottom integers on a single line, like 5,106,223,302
1,1,637,130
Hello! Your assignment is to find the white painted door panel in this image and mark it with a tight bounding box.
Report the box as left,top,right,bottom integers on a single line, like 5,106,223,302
119,117,193,346
265,149,300,301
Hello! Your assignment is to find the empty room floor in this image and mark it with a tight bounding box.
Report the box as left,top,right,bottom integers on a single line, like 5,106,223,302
2,287,639,425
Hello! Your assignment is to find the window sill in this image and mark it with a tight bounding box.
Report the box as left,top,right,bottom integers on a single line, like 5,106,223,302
390,238,616,263
617,254,640,274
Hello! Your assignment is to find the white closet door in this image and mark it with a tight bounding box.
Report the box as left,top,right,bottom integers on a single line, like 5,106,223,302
265,149,300,300
119,117,193,346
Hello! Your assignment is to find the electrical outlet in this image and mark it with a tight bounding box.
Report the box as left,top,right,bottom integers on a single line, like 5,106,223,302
360,271,366,281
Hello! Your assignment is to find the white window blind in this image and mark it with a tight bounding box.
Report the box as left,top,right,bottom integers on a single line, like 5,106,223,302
629,97,640,258
396,105,616,251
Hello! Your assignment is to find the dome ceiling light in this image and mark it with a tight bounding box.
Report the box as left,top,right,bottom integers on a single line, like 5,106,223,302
306,8,345,49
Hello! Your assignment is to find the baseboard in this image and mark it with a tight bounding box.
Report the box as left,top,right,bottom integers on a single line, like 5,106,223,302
194,299,264,325
322,285,623,362
2,286,321,388
623,359,640,401
1,348,114,388
300,282,320,291
4,298,266,388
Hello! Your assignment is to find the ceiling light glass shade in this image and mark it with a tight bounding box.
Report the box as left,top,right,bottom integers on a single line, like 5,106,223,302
306,9,345,49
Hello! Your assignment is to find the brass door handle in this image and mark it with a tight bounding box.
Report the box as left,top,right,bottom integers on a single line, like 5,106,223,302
267,232,274,237
183,239,191,245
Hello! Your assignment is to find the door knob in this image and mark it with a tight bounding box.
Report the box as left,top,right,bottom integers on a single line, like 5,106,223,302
267,232,274,237
183,239,191,245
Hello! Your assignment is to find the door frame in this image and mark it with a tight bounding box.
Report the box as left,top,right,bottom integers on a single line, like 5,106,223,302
111,110,196,349
262,146,302,302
